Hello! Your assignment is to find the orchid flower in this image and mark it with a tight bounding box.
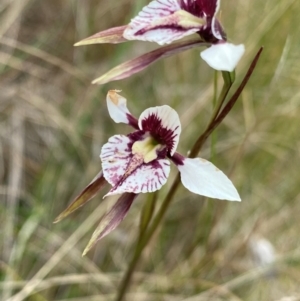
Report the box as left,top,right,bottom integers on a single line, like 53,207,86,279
54,90,240,255
75,0,245,84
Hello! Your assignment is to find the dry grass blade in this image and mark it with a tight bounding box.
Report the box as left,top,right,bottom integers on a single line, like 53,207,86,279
2,108,24,300
0,0,30,38
182,248,300,301
0,36,88,82
0,273,113,291
0,51,49,80
6,202,110,301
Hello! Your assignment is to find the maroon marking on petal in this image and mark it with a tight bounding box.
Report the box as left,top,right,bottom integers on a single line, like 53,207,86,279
108,136,123,144
169,152,185,165
157,148,168,160
198,18,226,42
109,166,120,172
154,170,163,185
179,0,226,42
110,153,144,192
141,113,178,155
141,183,146,191
180,0,218,18
197,26,216,43
127,130,146,144
151,160,167,182
135,25,192,36
106,157,170,195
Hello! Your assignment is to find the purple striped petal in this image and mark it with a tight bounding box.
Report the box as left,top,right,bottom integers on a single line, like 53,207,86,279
101,135,133,188
92,38,206,85
101,135,170,196
74,25,128,46
124,0,204,45
139,106,181,156
82,193,137,255
53,171,106,223
106,158,170,196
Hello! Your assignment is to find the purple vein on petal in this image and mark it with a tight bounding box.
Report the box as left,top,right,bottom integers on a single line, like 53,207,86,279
53,171,106,223
74,25,128,46
92,38,207,85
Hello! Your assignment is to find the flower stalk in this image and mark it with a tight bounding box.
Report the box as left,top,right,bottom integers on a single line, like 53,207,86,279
189,70,233,158
115,47,263,301
138,191,158,238
211,70,219,162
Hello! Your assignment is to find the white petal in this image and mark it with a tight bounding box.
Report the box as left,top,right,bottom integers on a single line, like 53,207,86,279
101,135,132,187
177,158,241,201
106,159,170,196
123,0,202,45
200,43,245,71
138,105,181,155
106,90,135,124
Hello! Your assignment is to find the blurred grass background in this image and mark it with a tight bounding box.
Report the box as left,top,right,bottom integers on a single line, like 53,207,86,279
1,0,300,300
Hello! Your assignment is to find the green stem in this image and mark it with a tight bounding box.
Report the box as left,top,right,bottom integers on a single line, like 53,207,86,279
211,70,218,162
114,243,143,301
115,192,158,301
138,191,158,238
115,176,181,301
189,71,233,158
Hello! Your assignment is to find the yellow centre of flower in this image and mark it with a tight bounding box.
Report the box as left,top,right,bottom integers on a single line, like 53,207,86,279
175,10,205,28
132,137,162,164
142,9,205,33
